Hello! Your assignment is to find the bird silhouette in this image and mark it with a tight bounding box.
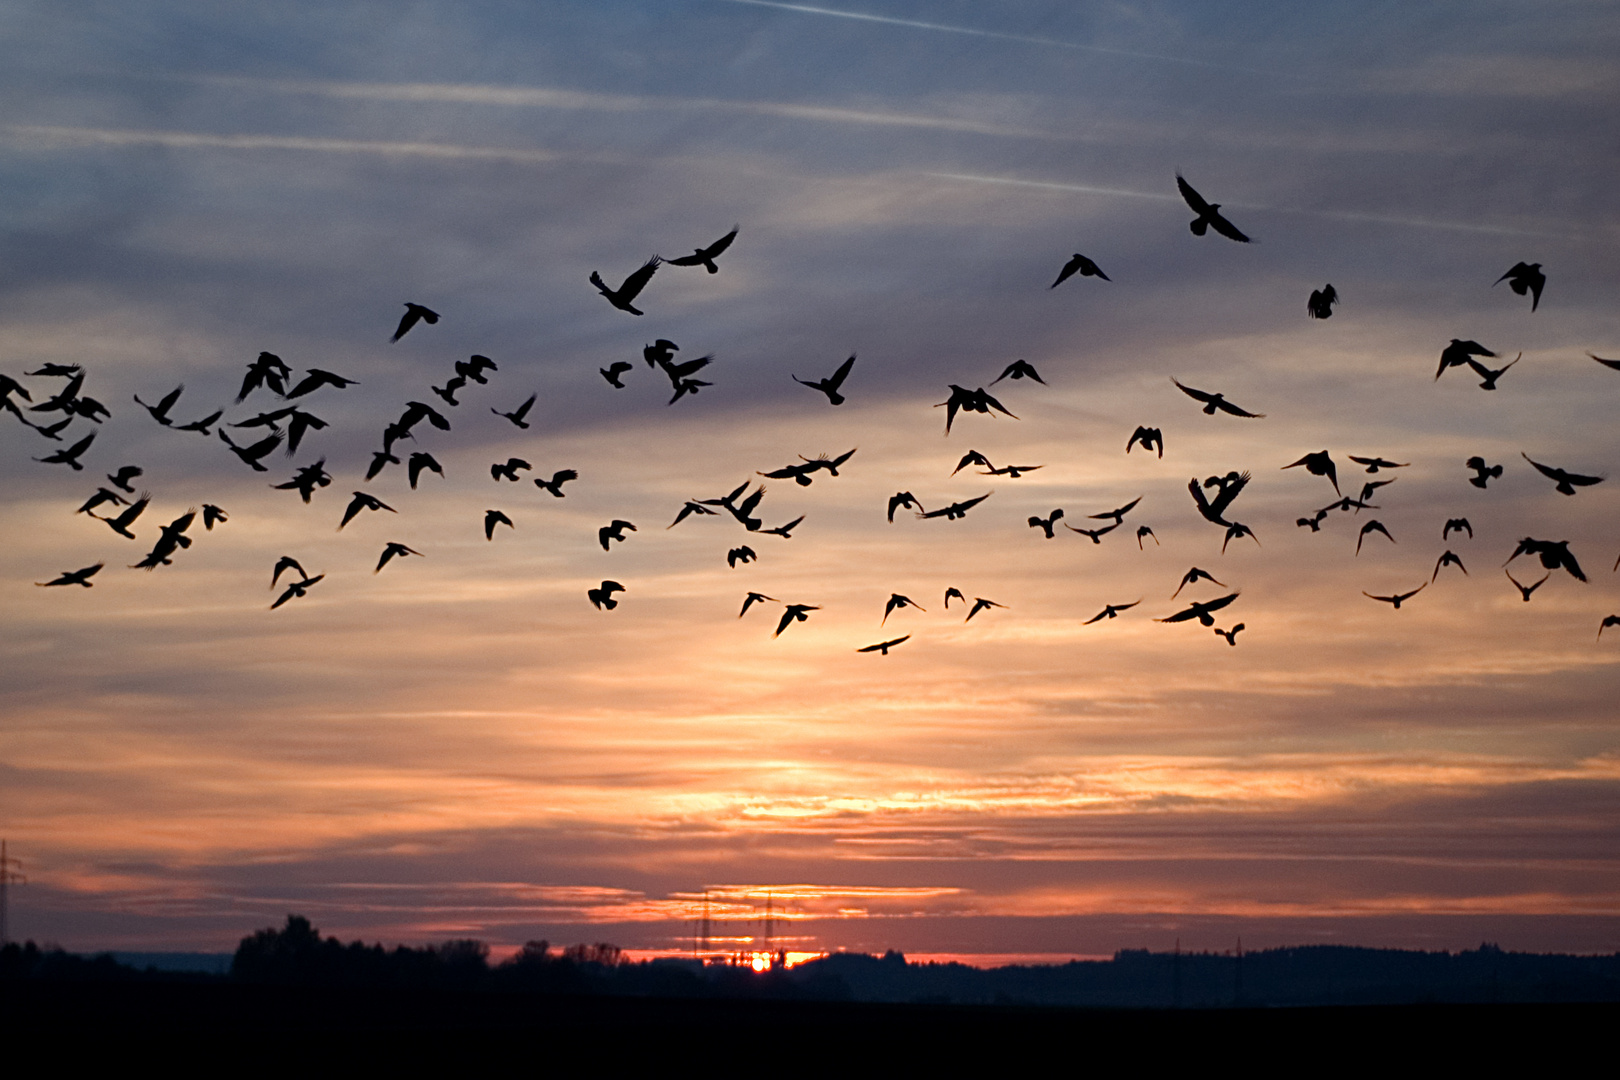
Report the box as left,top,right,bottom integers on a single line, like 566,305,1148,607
857,636,910,655
1466,457,1503,489
173,409,223,435
1083,600,1140,625
101,492,151,538
376,542,422,572
231,407,294,431
491,458,531,482
407,452,444,490
1090,497,1143,526
271,574,324,609
727,546,757,567
1436,339,1493,381
964,598,1005,622
667,377,711,405
1307,285,1338,319
587,580,626,610
1221,522,1258,553
1356,520,1395,554
1050,253,1110,288
235,352,292,402
1028,509,1064,538
760,516,805,540
590,256,660,315
669,501,718,528
1172,568,1225,599
952,450,992,476
599,520,636,551
339,491,396,530
398,401,450,433
273,460,332,503
1433,551,1467,581
887,492,923,522
1349,455,1408,474
919,493,992,520
133,385,183,426
1126,426,1164,458
380,423,413,454
367,451,399,481
1357,480,1395,507
882,593,925,624
456,355,498,384
739,592,777,618
600,362,633,389
1505,538,1586,581
1188,471,1251,527
1521,453,1603,496
1158,592,1239,626
283,369,358,399
534,469,578,498
1364,584,1425,609
1214,624,1245,646
792,354,856,406
1172,379,1265,418
77,487,127,515
202,504,227,530
1443,518,1472,540
271,556,308,589
936,385,1016,435
1589,353,1620,372
1066,522,1118,545
944,587,965,609
391,302,439,342
1465,353,1520,390
1137,526,1158,549
1297,509,1328,532
1494,262,1545,312
219,429,281,471
1176,174,1250,242
431,376,466,407
643,339,678,367
24,363,80,378
30,372,85,415
667,226,737,273
492,394,536,429
68,396,110,423
989,359,1046,385
1282,451,1339,494
34,432,94,470
484,510,514,540
1505,570,1548,602
37,563,102,588
774,604,819,637
982,463,1042,478
1599,616,1620,640
19,415,71,439
132,509,198,570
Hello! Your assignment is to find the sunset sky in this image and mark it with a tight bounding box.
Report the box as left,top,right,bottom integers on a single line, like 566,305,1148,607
2,0,1618,961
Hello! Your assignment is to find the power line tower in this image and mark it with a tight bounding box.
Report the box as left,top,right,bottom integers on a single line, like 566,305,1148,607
698,890,711,957
0,840,24,947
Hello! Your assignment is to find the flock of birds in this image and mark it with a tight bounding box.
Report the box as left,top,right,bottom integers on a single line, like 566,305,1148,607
8,175,1620,648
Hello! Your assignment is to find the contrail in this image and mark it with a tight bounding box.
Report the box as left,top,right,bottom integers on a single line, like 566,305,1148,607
717,0,1267,74
2,124,576,164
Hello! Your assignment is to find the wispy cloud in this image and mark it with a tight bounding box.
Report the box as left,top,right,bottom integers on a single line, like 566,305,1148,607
1,124,576,165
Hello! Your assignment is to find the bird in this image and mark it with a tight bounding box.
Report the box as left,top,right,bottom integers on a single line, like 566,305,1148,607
1433,551,1467,581
77,487,128,515
668,501,718,528
792,355,856,406
376,542,422,573
1599,616,1620,640
1589,353,1620,372
1505,570,1548,602
1188,471,1251,527
1172,379,1265,418
534,469,578,498
1436,339,1494,381
283,369,358,399
34,432,94,470
484,510,514,540
492,394,536,429
219,429,281,471
271,574,324,610
491,458,531,482
1172,568,1226,598
600,362,633,389
391,302,440,342
1222,523,1259,553
29,372,85,415
1028,509,1064,539
1090,497,1143,526
858,636,910,655
1297,509,1328,532
21,415,72,439
774,604,819,637
37,563,102,588
1466,457,1504,489
1050,253,1110,288
1521,453,1603,496
1157,592,1239,626
1282,451,1339,494
407,452,444,490
272,460,332,503
587,580,626,610
23,363,80,378
887,492,923,522
643,339,678,367
666,226,738,274
590,256,660,315
1494,262,1545,312
1465,353,1520,391
1443,518,1472,540
1066,522,1118,545
230,406,294,431
339,491,396,530
367,451,400,480
202,504,228,530
1357,480,1395,507
1356,520,1395,555
1137,526,1158,549
1176,174,1250,242
760,516,804,539
964,598,1005,622
666,378,711,405
173,409,223,435
131,509,198,571
1126,426,1164,458
235,352,292,401
1083,600,1140,625
133,385,184,426
1505,538,1586,582
271,556,308,589
1364,584,1425,609
398,401,451,433
982,463,1042,478
952,450,992,476
1214,624,1245,646
68,396,111,424
882,594,924,624
702,482,765,531
599,520,636,551
0,372,30,402
943,587,965,609
1349,456,1408,474
431,377,466,407
936,385,1016,435
456,355,498,383
1307,285,1338,319
380,423,413,455
989,359,1046,385
739,592,777,618
918,494,991,520
727,546,757,567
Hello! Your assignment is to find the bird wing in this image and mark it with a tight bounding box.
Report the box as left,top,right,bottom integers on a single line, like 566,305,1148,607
617,256,661,300
773,609,795,636
956,493,992,513
1082,608,1110,625
1207,211,1251,243
979,389,1016,418
826,355,856,390
1175,174,1211,214
702,227,739,258
1215,397,1264,418
1049,258,1081,290
1589,354,1620,371
1172,378,1213,404
1207,472,1251,517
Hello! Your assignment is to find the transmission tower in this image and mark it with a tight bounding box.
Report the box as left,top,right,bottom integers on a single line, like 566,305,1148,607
0,840,24,947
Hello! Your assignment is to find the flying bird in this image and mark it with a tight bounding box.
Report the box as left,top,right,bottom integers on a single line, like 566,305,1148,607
1307,285,1338,320
1588,353,1620,372
1465,353,1520,391
600,362,633,389
1357,479,1395,507
1172,567,1226,598
1433,551,1467,581
1349,455,1407,474
1028,509,1064,539
1214,624,1245,646
1505,538,1585,582
887,492,923,522
37,563,102,588
1282,451,1339,494
1505,570,1548,602
952,450,992,476
857,636,910,655
882,593,925,625
219,429,281,471
1083,600,1139,625
643,339,678,368
236,352,292,401
367,451,400,481
484,510,514,540
1443,518,1472,540
1436,339,1494,382
68,396,111,424
29,373,84,415
1090,497,1143,526
1356,520,1395,555
599,520,636,551
202,504,228,530
338,491,396,530
407,452,444,490
667,226,738,274
1157,592,1239,626
989,359,1045,385
727,546,757,568
106,468,140,495
936,385,1016,435
398,401,451,434
739,592,777,618
964,598,1005,622
1050,253,1110,289
391,302,439,342
793,354,856,406
589,256,661,316
669,501,718,529
760,516,805,540
1297,509,1328,532
1176,173,1250,242
23,363,79,378
173,409,223,435
774,604,820,637
271,574,324,609
1466,457,1503,489
492,394,536,429
1137,526,1158,549
133,385,183,426
535,470,579,498
1172,379,1264,418
34,432,94,470
456,355,498,384
667,377,711,405
131,509,198,571
981,463,1042,478
273,460,332,503
1521,453,1604,496
1066,522,1117,545
587,581,626,610
271,556,308,589
491,458,532,482
1222,522,1259,552
943,587,965,609
1599,616,1620,641
918,493,991,520
1188,471,1251,527
1126,426,1164,458
77,487,127,515
1494,262,1545,312
102,491,153,539
376,542,422,573
431,377,466,407
1364,584,1425,609
283,369,358,399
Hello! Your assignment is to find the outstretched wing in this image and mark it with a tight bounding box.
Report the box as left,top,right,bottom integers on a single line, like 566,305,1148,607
1175,174,1211,215
1207,211,1250,243
617,256,661,301
1171,378,1214,405
1214,397,1265,418
827,355,856,390
701,227,738,259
